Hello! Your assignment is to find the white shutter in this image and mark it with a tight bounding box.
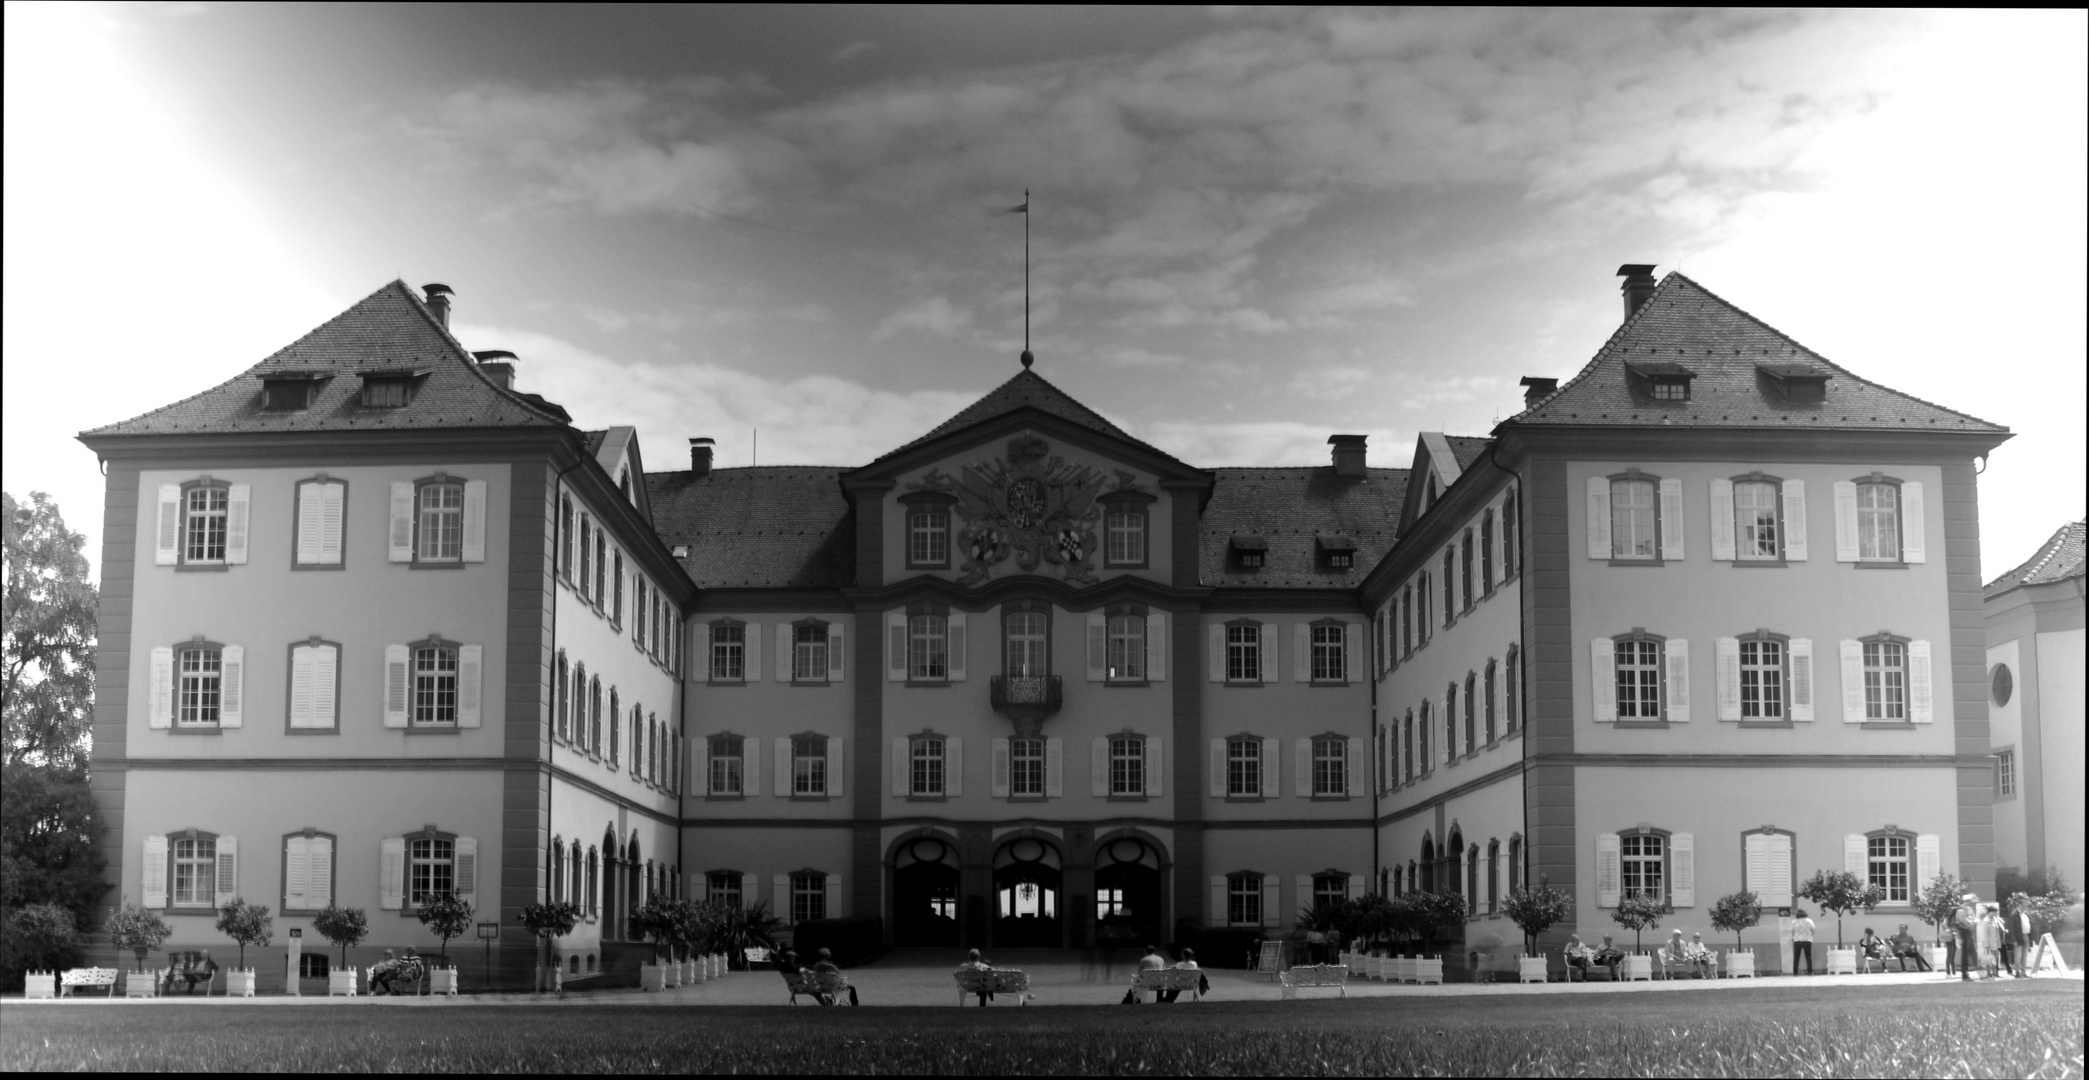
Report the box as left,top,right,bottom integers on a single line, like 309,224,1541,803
826,737,843,798
214,835,238,908
1659,477,1684,560
1086,614,1107,681
1671,832,1695,907
457,644,483,728
1210,739,1226,798
289,645,316,728
1789,638,1815,721
1343,622,1358,683
1262,737,1279,798
1665,639,1689,722
1587,476,1612,559
318,482,344,564
1045,738,1063,798
892,737,910,795
746,622,761,683
1710,479,1736,561
455,836,478,910
701,623,713,680
461,479,487,562
1901,481,1926,563
309,835,334,909
1840,640,1865,723
1782,480,1808,561
218,644,244,728
1208,623,1224,682
1145,736,1163,797
742,873,759,912
1348,874,1363,900
1916,834,1940,892
1345,737,1360,797
1261,878,1280,928
827,624,844,681
826,874,842,918
1260,622,1278,683
1596,833,1621,908
776,624,792,682
945,737,962,796
1295,738,1312,794
389,482,416,562
143,835,169,908
745,738,760,797
1211,876,1228,925
1908,640,1934,723
1294,623,1311,683
1091,737,1108,797
1296,875,1312,918
149,646,174,729
946,612,966,681
1766,833,1793,907
1591,639,1617,722
993,737,1011,798
696,739,711,795
285,836,310,911
776,737,792,795
1147,612,1166,681
1716,637,1742,721
774,875,789,917
224,484,251,564
1833,481,1859,562
297,483,323,564
1745,834,1769,898
1845,834,1866,875
155,485,182,565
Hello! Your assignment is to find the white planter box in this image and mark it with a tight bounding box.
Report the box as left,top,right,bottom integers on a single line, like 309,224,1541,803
692,959,706,983
226,969,257,997
1621,955,1653,982
24,971,57,1000
1725,951,1756,978
1519,956,1548,984
329,969,358,996
1414,957,1445,985
1393,957,1414,983
712,953,725,978
663,961,680,988
1926,946,1948,971
430,968,460,995
640,963,667,992
683,959,696,983
125,971,158,997
1825,947,1858,975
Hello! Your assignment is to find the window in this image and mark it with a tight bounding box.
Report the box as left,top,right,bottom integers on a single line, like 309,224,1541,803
413,645,458,725
1313,873,1347,912
706,871,742,908
1104,505,1147,567
1503,490,1519,577
1867,834,1911,903
793,622,830,682
560,497,575,579
1442,549,1456,626
1481,512,1496,594
1231,536,1266,569
1228,873,1262,926
577,516,592,599
1402,709,1415,782
287,640,340,730
1401,586,1414,656
1445,683,1458,757
593,527,606,604
583,671,601,752
409,837,455,905
1463,673,1477,753
1857,482,1900,561
185,485,230,564
909,615,949,681
1312,737,1345,796
1109,736,1145,797
1863,640,1908,721
911,736,946,796
710,622,745,682
172,835,217,907
1226,623,1261,683
1460,531,1475,611
1010,737,1044,797
792,874,826,924
1612,479,1658,559
907,500,950,568
1417,702,1431,773
293,478,346,567
1107,614,1145,681
1650,379,1688,401
612,552,624,625
1417,574,1432,644
554,654,571,741
1310,623,1345,683
1991,663,2013,707
1505,646,1520,733
178,646,223,726
793,736,827,796
361,378,410,408
1098,887,1127,919
709,736,744,796
1740,636,1785,719
1615,635,1663,720
1996,750,2015,797
1483,661,1498,743
417,481,464,562
1621,833,1664,901
1735,481,1780,560
608,689,621,766
1227,738,1262,797
1005,611,1047,677
1487,840,1501,913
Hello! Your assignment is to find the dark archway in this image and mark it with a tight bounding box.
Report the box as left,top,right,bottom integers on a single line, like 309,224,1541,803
1092,836,1163,949
993,835,1062,948
893,835,961,947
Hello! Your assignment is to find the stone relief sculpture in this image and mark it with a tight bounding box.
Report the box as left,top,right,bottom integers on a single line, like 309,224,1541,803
909,436,1138,585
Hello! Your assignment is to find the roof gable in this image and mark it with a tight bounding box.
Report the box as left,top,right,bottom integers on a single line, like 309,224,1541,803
863,368,1199,480
1986,519,2086,596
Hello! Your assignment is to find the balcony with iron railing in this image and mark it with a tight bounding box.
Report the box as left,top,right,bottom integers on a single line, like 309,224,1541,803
990,674,1062,718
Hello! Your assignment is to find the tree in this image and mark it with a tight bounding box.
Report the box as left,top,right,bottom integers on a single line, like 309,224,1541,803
0,761,105,921
1914,873,1965,947
106,902,172,970
3,492,97,769
416,892,473,962
1,902,80,990
520,901,582,992
1797,870,1884,948
215,898,273,970
707,899,785,970
1407,891,1469,956
1502,879,1574,957
1610,894,1665,954
629,895,680,964
313,904,369,967
1710,891,1762,951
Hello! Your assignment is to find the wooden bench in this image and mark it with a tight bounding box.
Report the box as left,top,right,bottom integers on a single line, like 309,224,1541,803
160,951,219,995
783,970,853,1005
60,967,118,998
952,968,1033,1005
1130,967,1204,1001
1279,964,1349,999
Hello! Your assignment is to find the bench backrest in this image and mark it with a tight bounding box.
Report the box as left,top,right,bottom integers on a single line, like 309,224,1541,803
1133,968,1200,990
61,968,117,985
1282,965,1349,986
953,969,1029,993
167,952,215,972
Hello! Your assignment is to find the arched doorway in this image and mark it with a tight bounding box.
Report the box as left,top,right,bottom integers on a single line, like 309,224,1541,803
993,836,1062,948
1093,836,1162,949
893,835,961,947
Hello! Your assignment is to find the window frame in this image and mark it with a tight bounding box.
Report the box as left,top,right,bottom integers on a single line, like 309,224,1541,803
1105,608,1147,683
175,640,226,728
1100,492,1154,569
708,734,745,798
1995,748,2015,798
1480,510,1496,596
1442,548,1456,627
1737,630,1791,722
1108,734,1146,798
406,830,458,911
1227,871,1263,927
179,478,233,568
1311,735,1346,797
792,619,832,684
1309,619,1346,684
1609,471,1662,562
1860,632,1911,723
901,492,955,570
407,637,461,727
792,734,828,797
412,475,467,565
1312,872,1348,913
1505,645,1521,734
1462,672,1477,757
1503,489,1520,579
1009,736,1045,798
559,496,575,582
1619,829,1668,906
1224,620,1263,684
1460,529,1476,612
1854,475,1904,563
705,870,743,908
1731,473,1786,563
290,476,349,570
1612,630,1667,723
910,734,947,797
284,637,343,735
167,829,220,911
907,607,950,684
1865,829,1915,905
1003,605,1051,678
709,620,747,684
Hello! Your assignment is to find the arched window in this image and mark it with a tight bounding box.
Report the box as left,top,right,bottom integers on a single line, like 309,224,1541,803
555,652,571,742
1420,836,1436,893
551,839,566,903
1467,844,1480,914
1509,835,1523,894
1486,839,1501,914
585,847,600,916
1445,831,1464,899
1505,645,1521,733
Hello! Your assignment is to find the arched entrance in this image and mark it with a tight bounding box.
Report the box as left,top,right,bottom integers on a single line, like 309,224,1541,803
1092,836,1163,949
893,835,961,947
993,836,1062,948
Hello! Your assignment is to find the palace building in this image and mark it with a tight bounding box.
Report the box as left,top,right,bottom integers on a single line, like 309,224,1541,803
79,266,2013,988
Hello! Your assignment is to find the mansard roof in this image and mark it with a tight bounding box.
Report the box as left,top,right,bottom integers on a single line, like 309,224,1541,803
646,467,854,589
1199,466,1407,588
81,281,568,438
1986,520,2086,597
1506,273,2010,436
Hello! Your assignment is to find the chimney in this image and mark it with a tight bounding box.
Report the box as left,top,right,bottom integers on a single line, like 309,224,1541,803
689,437,715,478
1519,376,1559,410
472,350,517,391
423,283,454,328
1617,264,1656,321
1327,434,1367,478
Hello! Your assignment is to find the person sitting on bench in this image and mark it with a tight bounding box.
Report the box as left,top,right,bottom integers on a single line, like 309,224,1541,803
1889,924,1931,971
957,949,994,1005
1158,948,1200,1003
810,947,857,1006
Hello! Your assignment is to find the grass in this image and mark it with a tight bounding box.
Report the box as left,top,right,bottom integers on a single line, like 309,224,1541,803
2,981,2079,1076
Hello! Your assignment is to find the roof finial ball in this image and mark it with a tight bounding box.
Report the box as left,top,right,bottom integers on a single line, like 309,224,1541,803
1020,349,1035,370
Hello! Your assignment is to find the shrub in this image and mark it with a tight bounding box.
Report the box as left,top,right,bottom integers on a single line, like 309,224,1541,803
1610,893,1665,953
629,896,678,963
215,898,273,970
1797,870,1884,948
1172,919,1264,969
416,892,473,962
105,902,172,970
1710,891,1762,951
1503,879,1574,956
0,902,79,990
709,900,785,969
793,916,883,967
1407,891,1470,956
313,904,369,967
520,901,582,993
1914,873,1965,946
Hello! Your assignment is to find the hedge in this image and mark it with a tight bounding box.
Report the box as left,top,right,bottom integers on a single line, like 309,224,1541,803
791,916,885,966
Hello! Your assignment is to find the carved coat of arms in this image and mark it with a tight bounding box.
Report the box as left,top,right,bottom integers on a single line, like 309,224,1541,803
909,436,1138,585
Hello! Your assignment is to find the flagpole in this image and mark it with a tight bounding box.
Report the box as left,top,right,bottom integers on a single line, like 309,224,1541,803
1023,188,1031,363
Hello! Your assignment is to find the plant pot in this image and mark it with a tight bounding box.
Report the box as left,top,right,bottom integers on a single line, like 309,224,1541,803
1518,956,1548,984
1621,955,1652,981
1725,951,1756,978
640,963,668,992
430,968,461,995
1825,947,1858,975
691,959,706,983
682,959,696,983
1926,946,1948,971
663,961,680,988
226,969,257,997
713,953,725,978
24,971,57,1000
329,969,358,996
125,970,158,997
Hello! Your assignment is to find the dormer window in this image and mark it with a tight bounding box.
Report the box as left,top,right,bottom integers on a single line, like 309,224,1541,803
1757,363,1831,404
261,372,329,411
1650,379,1689,401
1625,361,1694,402
1317,535,1356,571
359,369,428,408
1230,534,1267,570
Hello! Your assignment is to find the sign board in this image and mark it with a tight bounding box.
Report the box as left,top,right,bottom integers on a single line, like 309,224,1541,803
2028,933,2071,974
1257,942,1285,974
289,928,302,937
285,927,303,996
477,922,501,941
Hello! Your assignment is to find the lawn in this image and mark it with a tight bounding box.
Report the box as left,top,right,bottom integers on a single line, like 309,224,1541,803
2,981,2079,1076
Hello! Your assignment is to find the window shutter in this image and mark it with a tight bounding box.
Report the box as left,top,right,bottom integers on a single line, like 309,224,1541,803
701,623,714,677
1262,737,1279,798
1908,640,1934,723
1596,833,1621,908
213,835,238,908
1586,477,1612,559
774,875,789,915
143,835,169,908
1590,639,1616,722
742,874,759,912
1147,612,1166,681
1343,623,1358,683
1839,640,1865,723
1345,737,1360,797
892,737,909,796
1833,481,1860,562
745,738,760,797
947,613,967,681
745,622,761,682
1294,623,1311,683
1766,833,1793,907
1207,623,1224,682
219,644,244,727
149,646,174,729
1916,834,1940,891
827,624,844,681
289,645,316,728
285,836,310,910
1296,875,1313,917
457,644,483,728
1659,477,1683,560
1211,876,1228,925
461,479,487,562
826,737,843,798
1091,736,1108,797
993,737,1011,798
945,737,962,796
1290,737,1312,794
776,624,792,682
776,738,792,795
455,836,478,910
1145,736,1163,797
826,873,842,918
1209,739,1225,798
1671,832,1695,907
223,483,251,564
1260,622,1278,682
1261,878,1281,927
318,482,344,564
1745,834,1769,897
1665,639,1689,722
1349,874,1363,900
310,835,334,909
1716,637,1741,721
1789,639,1815,721
389,482,416,562
1045,737,1063,797
1901,481,1926,563
695,739,710,795
1844,834,1866,875
1086,614,1107,681
1782,480,1808,561
297,483,323,564
155,485,182,565
1710,479,1736,561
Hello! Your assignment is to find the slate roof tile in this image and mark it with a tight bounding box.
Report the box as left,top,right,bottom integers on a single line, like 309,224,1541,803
1985,520,2086,595
881,369,1162,461
645,467,855,589
1198,467,1408,588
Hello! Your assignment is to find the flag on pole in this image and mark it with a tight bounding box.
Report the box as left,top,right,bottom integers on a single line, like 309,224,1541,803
997,200,1028,214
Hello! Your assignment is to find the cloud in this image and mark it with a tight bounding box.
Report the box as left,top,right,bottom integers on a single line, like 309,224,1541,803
1144,420,1404,468
871,295,973,340
1289,365,1375,401
831,40,879,62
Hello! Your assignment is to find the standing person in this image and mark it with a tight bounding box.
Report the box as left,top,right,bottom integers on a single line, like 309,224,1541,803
1978,906,2003,979
1952,892,1981,983
2011,905,2034,977
2002,902,2028,977
1790,908,1816,976
1247,935,1266,973
1890,924,1931,972
1305,925,1326,965
1325,927,1344,966
1158,948,1199,1003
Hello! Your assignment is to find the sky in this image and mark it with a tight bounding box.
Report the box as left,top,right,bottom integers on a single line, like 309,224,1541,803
5,5,2084,583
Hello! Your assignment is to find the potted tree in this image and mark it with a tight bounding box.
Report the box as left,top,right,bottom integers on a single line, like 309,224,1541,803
629,896,677,991
1410,891,1467,984
1798,870,1884,974
1609,893,1665,980
1710,891,1762,977
214,898,273,996
312,904,368,995
416,892,473,994
711,898,784,971
1503,878,1574,982
106,903,172,997
519,901,581,995
677,898,709,982
1915,873,1965,972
